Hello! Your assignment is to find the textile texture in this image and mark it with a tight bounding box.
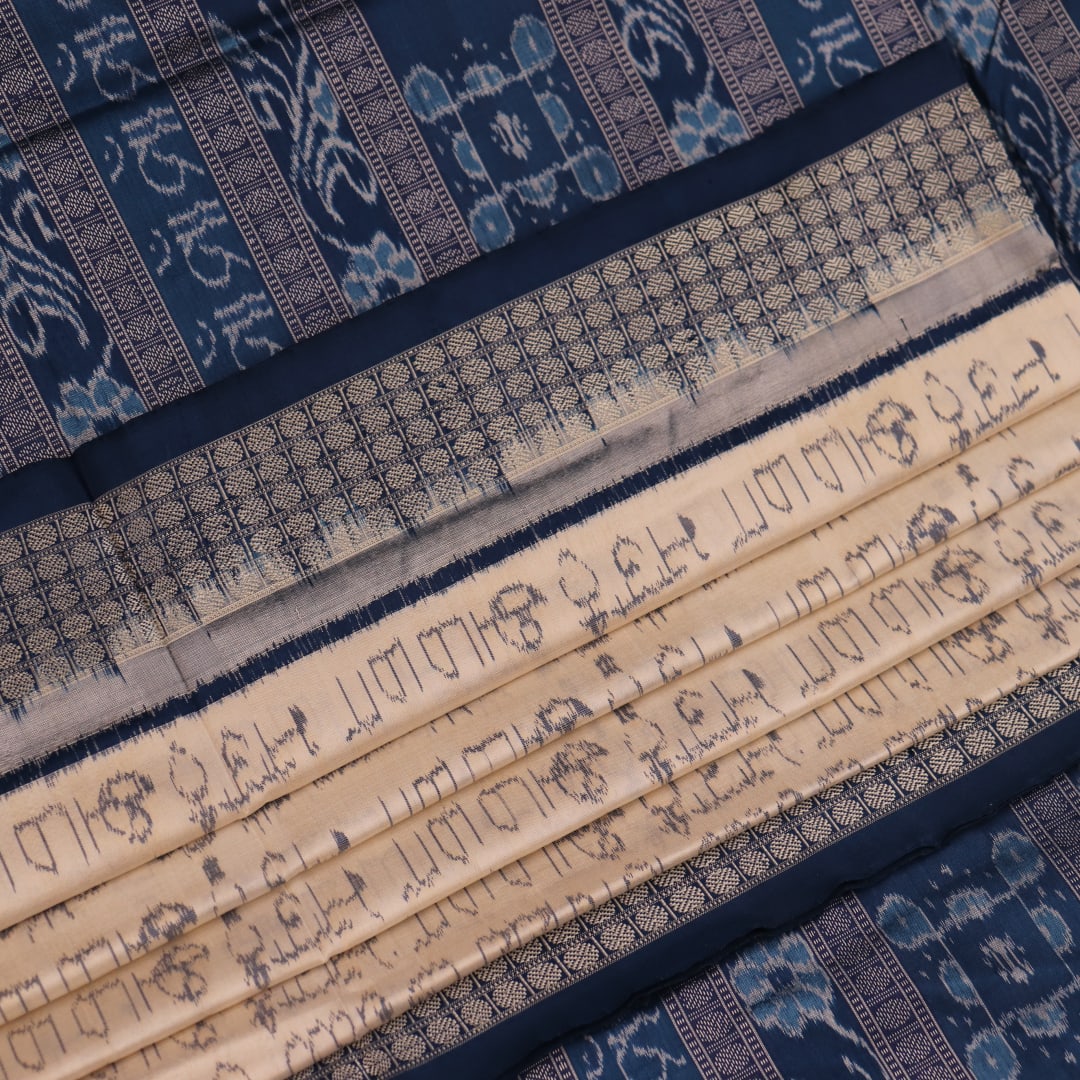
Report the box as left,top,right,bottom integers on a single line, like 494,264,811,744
516,760,1080,1079
1,4,1080,1080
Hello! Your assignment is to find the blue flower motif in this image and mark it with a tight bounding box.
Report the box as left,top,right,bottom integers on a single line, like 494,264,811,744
1015,998,1068,1039
516,170,559,208
991,829,1045,889
453,133,486,180
311,77,337,125
670,86,746,165
510,15,556,73
928,0,999,67
966,1029,1019,1079
463,62,507,96
538,91,572,140
876,892,937,948
946,886,995,927
403,65,453,122
940,958,980,1006
344,231,422,312
569,146,621,201
728,933,841,1037
55,365,144,447
1031,903,1073,954
469,196,515,251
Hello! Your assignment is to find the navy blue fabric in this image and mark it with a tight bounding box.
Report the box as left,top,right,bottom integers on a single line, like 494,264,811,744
0,42,965,534
0,0,939,480
925,0,1080,279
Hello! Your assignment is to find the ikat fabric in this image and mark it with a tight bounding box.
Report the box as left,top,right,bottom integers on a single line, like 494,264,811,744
0,0,939,474
515,759,1080,1080
1,74,1078,1076
1,4,1080,1080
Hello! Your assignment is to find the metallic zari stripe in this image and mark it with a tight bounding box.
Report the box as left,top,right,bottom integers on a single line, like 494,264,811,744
1,13,1078,1080
7,219,1055,772
0,64,1077,1080
0,85,1034,712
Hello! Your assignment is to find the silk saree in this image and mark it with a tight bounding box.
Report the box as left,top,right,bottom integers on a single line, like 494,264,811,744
0,2,1079,1079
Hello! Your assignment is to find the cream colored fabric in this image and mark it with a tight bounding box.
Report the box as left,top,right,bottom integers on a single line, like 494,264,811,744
2,285,1076,933
112,571,1080,1080
7,383,1080,1023
2,378,1080,1019
0,85,1029,757
0,286,1079,1078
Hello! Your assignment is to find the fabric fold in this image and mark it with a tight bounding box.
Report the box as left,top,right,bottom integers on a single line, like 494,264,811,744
4,23,1080,1079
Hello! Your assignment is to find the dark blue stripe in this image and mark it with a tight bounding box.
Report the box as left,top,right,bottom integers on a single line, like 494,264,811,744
0,41,965,533
2,264,1064,795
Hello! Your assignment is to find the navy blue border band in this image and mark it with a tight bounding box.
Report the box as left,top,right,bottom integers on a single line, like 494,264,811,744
0,41,965,533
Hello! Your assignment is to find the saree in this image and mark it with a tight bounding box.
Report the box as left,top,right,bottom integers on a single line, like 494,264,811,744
0,2,1079,1079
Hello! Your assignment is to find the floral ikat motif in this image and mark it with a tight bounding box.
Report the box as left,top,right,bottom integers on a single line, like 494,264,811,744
0,0,937,472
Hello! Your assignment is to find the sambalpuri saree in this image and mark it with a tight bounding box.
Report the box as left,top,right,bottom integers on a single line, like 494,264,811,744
0,2,1079,1079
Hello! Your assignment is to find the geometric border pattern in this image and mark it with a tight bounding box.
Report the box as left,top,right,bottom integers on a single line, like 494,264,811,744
683,0,804,137
804,894,970,1080
662,966,784,1080
851,0,939,66
0,322,67,474
128,0,353,341
539,0,683,185
0,86,1031,709
1001,0,1080,137
1012,768,1080,900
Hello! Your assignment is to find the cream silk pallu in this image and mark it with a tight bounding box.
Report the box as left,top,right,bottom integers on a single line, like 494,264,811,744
2,285,1076,927
7,369,1080,1025
1,286,1076,929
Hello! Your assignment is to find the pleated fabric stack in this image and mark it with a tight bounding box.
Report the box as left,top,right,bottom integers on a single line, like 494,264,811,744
0,3,1078,1079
